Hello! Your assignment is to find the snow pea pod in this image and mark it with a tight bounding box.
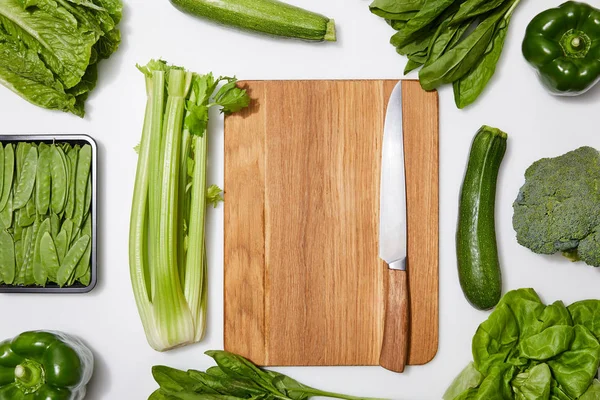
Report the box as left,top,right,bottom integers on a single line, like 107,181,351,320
50,214,60,239
50,146,68,215
57,235,89,287
54,230,68,264
83,174,92,223
32,218,51,286
0,230,15,284
36,146,52,215
40,232,60,282
74,215,91,282
12,147,37,210
65,146,79,219
23,219,39,285
0,144,14,212
73,145,91,228
0,194,12,230
14,226,31,285
0,145,5,199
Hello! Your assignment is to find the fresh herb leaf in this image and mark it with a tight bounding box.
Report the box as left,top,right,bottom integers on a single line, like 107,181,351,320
206,185,223,208
213,78,250,114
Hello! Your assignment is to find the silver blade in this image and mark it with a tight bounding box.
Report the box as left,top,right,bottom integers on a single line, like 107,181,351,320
379,81,407,271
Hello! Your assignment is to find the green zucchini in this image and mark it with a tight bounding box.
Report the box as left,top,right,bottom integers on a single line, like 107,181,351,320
456,126,507,310
169,0,336,42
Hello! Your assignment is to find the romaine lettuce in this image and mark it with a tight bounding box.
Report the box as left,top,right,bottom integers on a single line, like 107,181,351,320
0,0,121,116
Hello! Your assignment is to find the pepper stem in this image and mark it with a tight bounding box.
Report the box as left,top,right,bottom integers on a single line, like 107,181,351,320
560,29,591,58
14,365,27,379
14,360,45,394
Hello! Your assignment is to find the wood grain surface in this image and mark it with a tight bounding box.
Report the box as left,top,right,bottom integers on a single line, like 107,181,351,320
224,80,438,367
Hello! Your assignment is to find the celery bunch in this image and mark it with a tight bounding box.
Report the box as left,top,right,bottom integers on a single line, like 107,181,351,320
129,60,249,351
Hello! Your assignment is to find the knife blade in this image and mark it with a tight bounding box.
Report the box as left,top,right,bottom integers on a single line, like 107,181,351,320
378,80,410,373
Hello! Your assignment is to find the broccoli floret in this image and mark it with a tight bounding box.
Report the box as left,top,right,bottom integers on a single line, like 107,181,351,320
512,146,600,267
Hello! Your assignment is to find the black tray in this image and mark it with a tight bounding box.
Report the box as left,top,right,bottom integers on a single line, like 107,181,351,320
0,134,97,293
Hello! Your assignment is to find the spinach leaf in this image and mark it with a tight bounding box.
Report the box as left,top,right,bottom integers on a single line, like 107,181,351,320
387,19,406,30
405,59,423,74
511,363,552,400
152,366,201,393
369,0,424,15
419,1,510,91
390,0,456,49
548,325,600,399
425,18,472,67
472,303,519,375
443,362,484,400
453,8,512,108
453,0,508,24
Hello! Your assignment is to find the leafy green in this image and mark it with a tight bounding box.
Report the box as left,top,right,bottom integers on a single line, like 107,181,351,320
446,289,600,400
419,0,513,91
150,351,386,400
512,147,600,267
512,363,552,400
369,0,522,107
129,61,250,351
453,6,514,109
0,0,121,116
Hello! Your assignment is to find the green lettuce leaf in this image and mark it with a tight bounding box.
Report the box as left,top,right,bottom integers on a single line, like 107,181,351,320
518,326,575,361
580,380,600,400
443,362,484,400
472,303,519,375
569,300,600,340
512,363,552,400
0,0,121,116
548,325,600,399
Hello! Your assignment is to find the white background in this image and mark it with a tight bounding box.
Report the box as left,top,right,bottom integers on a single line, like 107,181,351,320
1,0,600,398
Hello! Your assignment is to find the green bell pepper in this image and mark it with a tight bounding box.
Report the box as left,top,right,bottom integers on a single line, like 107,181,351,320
0,331,93,400
522,1,600,95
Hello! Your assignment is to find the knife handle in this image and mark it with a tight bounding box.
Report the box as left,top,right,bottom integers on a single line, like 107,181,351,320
379,268,410,373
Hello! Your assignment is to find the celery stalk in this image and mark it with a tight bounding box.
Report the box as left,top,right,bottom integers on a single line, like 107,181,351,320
129,65,165,350
130,60,249,351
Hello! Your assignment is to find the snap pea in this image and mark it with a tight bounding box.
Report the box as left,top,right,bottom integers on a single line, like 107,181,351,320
83,174,92,223
57,235,89,287
15,225,32,285
40,232,60,282
23,218,39,285
50,213,60,239
0,230,15,284
0,193,12,229
75,215,92,280
13,147,37,210
65,146,79,219
36,146,52,215
0,145,5,199
54,230,68,264
50,146,68,215
0,144,14,211
73,145,91,228
80,267,91,286
32,218,51,285
14,239,22,276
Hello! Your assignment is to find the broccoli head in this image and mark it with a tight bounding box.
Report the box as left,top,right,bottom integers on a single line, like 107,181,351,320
512,146,600,267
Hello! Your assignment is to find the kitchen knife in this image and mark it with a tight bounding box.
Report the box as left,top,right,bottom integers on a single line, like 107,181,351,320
378,80,410,373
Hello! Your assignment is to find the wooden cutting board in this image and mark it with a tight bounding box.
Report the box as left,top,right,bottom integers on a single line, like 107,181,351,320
223,80,438,367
